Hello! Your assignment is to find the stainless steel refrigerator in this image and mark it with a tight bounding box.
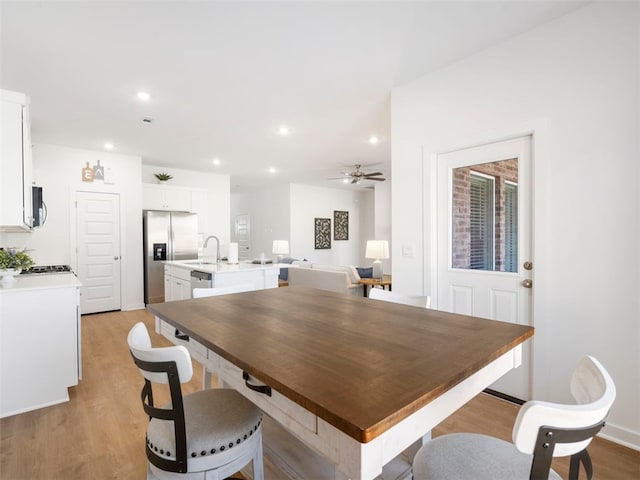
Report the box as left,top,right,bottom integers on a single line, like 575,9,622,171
143,210,198,304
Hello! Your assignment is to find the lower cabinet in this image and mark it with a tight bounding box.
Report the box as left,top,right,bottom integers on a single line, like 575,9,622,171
164,265,192,301
0,282,80,417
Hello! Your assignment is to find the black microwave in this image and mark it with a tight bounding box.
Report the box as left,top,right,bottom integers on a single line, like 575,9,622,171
32,186,45,227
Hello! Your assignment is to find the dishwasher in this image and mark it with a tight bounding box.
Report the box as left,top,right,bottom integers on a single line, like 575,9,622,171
190,270,212,294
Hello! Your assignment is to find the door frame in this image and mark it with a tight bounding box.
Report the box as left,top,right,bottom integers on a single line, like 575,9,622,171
69,184,125,313
423,123,549,399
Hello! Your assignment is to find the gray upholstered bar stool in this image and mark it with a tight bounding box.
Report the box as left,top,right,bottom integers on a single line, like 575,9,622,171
412,356,616,480
128,322,264,480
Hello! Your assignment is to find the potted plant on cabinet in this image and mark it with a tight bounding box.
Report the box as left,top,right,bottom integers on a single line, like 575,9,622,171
154,172,173,184
0,248,35,284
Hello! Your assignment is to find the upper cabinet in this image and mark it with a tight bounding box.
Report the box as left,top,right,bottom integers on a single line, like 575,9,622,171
142,184,192,212
0,89,33,231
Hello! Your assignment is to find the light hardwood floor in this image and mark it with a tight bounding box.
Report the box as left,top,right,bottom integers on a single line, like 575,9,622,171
1,309,638,479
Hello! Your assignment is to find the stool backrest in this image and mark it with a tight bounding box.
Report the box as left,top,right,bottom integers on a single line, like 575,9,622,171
127,321,192,473
512,355,616,479
369,288,431,308
128,321,193,384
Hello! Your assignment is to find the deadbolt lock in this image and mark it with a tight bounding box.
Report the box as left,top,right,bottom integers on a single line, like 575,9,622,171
521,279,533,288
524,261,533,271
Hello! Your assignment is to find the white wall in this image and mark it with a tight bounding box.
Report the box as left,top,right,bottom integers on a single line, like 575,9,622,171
391,2,639,448
358,189,375,266
0,143,144,310
290,184,366,265
232,184,375,266
374,181,392,275
142,164,230,257
230,186,290,261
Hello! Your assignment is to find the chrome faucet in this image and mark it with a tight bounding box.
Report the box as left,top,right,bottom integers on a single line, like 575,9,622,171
203,235,221,263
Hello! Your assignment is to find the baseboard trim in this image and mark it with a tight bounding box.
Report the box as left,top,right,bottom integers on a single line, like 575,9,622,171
123,303,146,311
600,423,640,452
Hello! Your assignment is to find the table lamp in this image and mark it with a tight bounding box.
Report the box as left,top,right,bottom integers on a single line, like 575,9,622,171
365,240,389,280
272,240,289,263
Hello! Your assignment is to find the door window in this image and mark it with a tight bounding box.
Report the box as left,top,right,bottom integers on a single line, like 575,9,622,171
452,158,518,272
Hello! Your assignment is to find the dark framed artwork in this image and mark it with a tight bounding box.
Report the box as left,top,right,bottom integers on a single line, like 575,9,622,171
314,218,331,249
334,210,349,240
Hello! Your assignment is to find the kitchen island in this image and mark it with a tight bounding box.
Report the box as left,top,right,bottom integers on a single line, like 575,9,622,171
148,286,534,480
163,259,280,301
0,272,81,417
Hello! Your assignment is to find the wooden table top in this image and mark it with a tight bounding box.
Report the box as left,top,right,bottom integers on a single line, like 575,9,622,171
148,286,533,443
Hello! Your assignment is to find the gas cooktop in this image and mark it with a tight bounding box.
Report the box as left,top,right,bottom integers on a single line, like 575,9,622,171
20,265,73,275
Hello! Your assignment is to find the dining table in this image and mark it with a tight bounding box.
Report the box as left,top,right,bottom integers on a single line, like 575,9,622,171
148,285,533,480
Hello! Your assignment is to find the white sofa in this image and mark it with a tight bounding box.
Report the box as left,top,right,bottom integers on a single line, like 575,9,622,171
287,262,363,296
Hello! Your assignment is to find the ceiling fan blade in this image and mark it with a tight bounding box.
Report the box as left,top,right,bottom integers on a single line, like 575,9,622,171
363,172,383,177
351,178,358,184
367,177,386,181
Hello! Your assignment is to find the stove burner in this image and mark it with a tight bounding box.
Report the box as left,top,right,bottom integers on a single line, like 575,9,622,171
21,265,72,275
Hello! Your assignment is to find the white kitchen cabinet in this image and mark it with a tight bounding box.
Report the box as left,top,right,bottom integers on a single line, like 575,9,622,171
143,184,192,212
0,89,33,230
0,274,81,418
164,264,192,301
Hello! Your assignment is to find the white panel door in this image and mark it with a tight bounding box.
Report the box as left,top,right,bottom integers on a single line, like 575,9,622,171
235,214,251,261
76,192,121,314
436,136,532,400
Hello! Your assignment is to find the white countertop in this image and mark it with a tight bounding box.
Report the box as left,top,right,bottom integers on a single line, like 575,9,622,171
165,259,281,274
0,272,82,293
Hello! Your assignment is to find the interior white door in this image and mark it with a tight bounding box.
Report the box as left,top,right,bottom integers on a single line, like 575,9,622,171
76,191,121,314
235,214,251,261
436,136,532,400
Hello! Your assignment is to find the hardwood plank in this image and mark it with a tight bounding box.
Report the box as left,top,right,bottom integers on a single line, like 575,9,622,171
1,309,637,480
148,286,533,442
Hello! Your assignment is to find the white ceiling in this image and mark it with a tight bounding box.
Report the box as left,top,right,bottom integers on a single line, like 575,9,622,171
1,1,585,191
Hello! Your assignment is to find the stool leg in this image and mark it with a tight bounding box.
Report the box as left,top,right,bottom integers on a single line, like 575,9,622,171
202,364,212,389
253,434,265,480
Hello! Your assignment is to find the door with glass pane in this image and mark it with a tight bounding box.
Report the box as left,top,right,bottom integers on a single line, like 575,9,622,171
436,136,532,400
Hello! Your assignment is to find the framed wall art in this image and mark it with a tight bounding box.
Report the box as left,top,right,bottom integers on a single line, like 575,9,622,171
334,210,349,240
314,218,331,249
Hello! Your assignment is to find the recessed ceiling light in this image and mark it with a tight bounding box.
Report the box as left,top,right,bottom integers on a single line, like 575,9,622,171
212,158,221,166
343,178,349,184
137,91,151,101
278,125,290,136
369,136,379,145
269,167,277,174
104,142,114,150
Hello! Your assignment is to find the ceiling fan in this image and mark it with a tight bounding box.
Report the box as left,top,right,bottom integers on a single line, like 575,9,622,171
330,164,386,184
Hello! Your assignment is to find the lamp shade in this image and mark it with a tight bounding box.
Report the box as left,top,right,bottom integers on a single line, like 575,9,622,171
272,240,290,255
365,240,389,259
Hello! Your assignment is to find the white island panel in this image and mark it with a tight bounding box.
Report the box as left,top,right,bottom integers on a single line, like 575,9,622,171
164,260,280,298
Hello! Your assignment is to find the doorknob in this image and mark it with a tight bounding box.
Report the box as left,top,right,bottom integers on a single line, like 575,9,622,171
521,279,532,288
113,256,120,260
